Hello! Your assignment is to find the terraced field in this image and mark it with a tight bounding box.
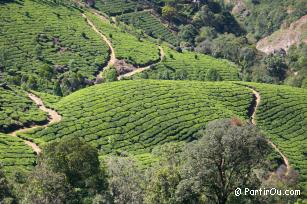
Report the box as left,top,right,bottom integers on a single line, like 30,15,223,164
0,85,47,133
86,12,160,66
133,46,239,81
21,80,252,156
0,0,109,91
118,11,178,45
0,133,36,173
246,83,307,191
94,0,140,16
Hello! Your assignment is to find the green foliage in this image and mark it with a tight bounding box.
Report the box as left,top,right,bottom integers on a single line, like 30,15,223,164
145,165,181,204
21,163,74,204
94,0,140,16
118,11,178,45
103,67,118,82
0,86,47,133
41,138,106,191
205,68,221,81
162,5,177,21
137,46,239,81
0,168,14,203
86,12,160,66
180,119,270,204
0,0,109,93
31,91,61,109
244,82,307,194
24,80,252,157
106,156,145,204
242,0,306,39
0,133,36,174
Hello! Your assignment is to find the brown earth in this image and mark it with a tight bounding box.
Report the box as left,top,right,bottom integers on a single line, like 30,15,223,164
256,15,307,54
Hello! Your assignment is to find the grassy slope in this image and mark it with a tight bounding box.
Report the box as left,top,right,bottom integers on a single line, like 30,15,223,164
94,0,140,16
133,46,239,81
0,0,109,91
86,12,160,66
0,86,47,133
118,11,178,45
246,82,307,190
23,80,252,155
0,133,36,174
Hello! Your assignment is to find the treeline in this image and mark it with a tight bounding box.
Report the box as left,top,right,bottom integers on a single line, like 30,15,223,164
1,119,302,203
138,0,307,88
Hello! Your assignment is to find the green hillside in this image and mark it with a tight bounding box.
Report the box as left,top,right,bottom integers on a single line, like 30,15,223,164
86,12,160,66
0,0,109,93
0,133,36,174
118,11,178,45
22,80,252,155
94,0,140,16
133,46,239,81
247,83,307,190
0,85,47,133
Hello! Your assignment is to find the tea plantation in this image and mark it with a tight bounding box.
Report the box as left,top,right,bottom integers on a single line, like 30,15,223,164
0,0,109,92
0,86,47,133
118,11,178,45
22,80,252,156
248,83,307,191
94,0,140,16
86,12,160,66
0,133,36,174
133,46,239,81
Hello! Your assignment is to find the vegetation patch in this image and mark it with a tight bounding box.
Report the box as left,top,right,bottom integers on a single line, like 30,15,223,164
23,80,252,157
118,11,178,45
86,12,160,67
94,0,140,16
0,133,36,174
134,46,239,81
0,0,109,94
245,82,307,191
0,85,47,133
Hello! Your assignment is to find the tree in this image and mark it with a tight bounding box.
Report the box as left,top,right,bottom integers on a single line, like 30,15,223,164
21,163,74,204
53,81,62,96
41,138,108,197
181,119,270,204
0,168,14,203
103,66,118,82
178,25,198,45
107,157,144,204
162,5,176,22
145,165,181,204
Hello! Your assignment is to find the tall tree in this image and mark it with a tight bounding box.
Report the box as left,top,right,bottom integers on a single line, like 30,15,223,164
181,119,270,204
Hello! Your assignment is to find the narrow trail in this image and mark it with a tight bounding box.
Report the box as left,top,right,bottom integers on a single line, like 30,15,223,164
82,12,166,80
82,13,116,77
9,93,62,155
117,46,165,80
249,88,290,175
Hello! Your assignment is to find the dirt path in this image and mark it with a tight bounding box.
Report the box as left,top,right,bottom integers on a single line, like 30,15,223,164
9,93,62,154
249,88,290,175
82,13,116,77
117,46,165,80
83,11,166,80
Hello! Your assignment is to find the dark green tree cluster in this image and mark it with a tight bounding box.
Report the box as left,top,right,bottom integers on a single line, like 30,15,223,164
12,138,109,204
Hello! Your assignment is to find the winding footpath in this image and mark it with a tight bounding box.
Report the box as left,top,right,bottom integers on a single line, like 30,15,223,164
82,13,116,77
249,88,290,175
9,93,62,155
82,12,165,80
117,46,165,80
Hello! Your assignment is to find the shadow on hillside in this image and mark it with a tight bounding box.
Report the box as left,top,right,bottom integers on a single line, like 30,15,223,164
0,0,22,5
